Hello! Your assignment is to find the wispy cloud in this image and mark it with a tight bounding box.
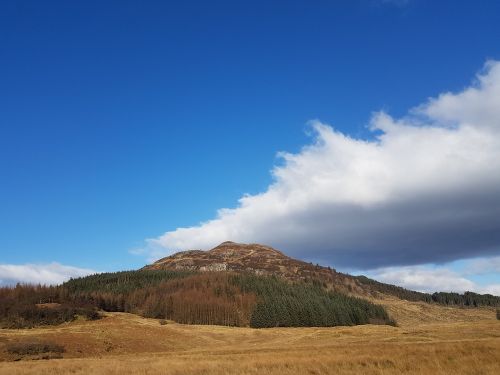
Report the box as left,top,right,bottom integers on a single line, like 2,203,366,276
0,263,96,286
144,61,500,270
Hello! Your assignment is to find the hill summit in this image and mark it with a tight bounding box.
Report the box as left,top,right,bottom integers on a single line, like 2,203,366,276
144,241,340,284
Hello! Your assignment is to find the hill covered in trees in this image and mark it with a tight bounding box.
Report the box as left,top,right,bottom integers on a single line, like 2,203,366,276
64,270,395,327
1,270,394,328
2,242,499,330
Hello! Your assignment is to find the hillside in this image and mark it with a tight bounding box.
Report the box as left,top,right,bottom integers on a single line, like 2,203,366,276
2,241,499,331
144,241,364,295
1,270,394,329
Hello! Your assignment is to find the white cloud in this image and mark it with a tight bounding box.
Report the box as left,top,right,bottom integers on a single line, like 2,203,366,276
366,264,500,296
0,263,96,286
146,61,500,268
366,266,476,293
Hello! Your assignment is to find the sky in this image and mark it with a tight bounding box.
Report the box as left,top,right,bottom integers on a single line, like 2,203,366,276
1,0,500,294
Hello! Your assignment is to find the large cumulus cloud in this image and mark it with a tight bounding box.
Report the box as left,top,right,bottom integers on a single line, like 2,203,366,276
147,61,500,269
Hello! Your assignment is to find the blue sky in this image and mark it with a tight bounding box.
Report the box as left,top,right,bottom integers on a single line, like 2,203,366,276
1,0,500,293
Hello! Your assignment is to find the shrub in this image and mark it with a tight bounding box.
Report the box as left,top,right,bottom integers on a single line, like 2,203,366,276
78,306,101,321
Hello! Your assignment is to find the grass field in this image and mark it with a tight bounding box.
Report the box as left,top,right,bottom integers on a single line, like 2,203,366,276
0,303,499,375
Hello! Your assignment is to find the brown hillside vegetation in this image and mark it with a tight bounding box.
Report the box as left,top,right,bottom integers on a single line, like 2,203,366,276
1,306,499,375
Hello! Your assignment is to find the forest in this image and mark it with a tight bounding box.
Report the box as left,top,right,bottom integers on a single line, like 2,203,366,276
1,270,394,328
3,270,499,330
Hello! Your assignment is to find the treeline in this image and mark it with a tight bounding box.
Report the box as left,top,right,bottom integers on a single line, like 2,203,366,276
63,269,194,295
354,275,500,307
1,270,395,328
431,291,500,307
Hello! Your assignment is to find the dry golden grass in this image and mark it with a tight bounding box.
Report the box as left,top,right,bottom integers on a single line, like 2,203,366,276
0,303,499,375
375,295,496,326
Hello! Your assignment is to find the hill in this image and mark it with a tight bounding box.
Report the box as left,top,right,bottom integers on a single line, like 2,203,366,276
144,241,500,307
1,270,394,329
1,241,499,331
